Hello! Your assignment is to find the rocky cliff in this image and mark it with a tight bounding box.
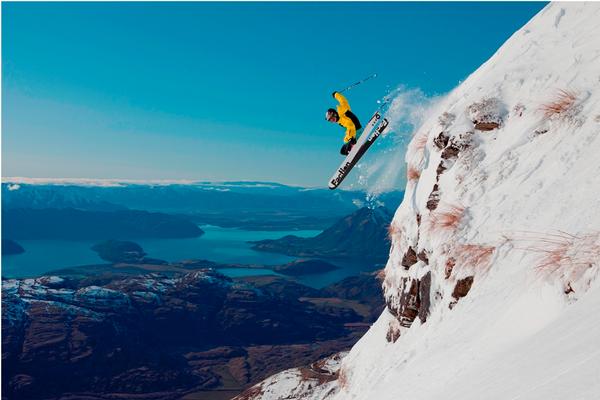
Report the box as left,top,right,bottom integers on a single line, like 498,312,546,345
235,4,600,399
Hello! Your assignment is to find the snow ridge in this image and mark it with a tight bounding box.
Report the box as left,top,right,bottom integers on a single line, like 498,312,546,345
237,3,600,399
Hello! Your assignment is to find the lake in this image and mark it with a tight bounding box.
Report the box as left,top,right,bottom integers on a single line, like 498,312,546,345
1,225,384,288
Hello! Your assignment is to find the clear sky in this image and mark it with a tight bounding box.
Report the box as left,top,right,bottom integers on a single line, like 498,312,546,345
2,2,547,187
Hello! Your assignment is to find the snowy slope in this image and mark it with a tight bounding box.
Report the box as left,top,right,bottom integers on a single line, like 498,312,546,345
236,3,600,399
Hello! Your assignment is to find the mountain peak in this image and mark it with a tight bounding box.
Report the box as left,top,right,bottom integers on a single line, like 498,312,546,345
251,206,393,261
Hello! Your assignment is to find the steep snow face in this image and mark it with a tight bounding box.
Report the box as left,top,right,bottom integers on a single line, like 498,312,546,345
338,3,600,399
236,3,600,399
234,352,347,400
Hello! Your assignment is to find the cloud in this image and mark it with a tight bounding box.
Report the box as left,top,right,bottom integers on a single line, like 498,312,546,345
2,177,197,187
0,177,286,189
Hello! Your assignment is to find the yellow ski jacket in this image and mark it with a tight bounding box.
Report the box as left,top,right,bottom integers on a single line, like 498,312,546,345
334,92,362,143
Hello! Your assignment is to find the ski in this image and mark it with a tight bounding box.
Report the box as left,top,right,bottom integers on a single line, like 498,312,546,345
328,117,389,190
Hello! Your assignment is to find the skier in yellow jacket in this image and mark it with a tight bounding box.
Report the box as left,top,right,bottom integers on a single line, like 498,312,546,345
325,92,363,155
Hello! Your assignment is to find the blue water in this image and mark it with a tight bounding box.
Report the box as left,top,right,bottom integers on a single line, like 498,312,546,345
218,268,280,278
2,225,383,288
1,226,317,278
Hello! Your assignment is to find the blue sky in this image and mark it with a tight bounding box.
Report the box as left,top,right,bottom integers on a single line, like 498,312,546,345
2,2,546,187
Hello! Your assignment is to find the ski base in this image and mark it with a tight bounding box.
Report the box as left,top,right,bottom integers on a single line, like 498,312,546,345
328,117,389,190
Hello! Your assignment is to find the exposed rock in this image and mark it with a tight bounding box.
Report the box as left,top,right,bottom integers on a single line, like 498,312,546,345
401,247,418,270
418,272,432,323
467,97,505,129
474,122,500,131
449,276,475,310
441,145,461,159
433,132,450,150
445,258,456,279
564,282,574,295
417,249,429,264
397,278,421,327
436,161,447,178
426,184,441,211
452,276,474,300
386,320,401,343
440,132,474,161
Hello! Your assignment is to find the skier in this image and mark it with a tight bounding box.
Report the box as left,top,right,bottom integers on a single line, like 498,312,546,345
325,91,363,155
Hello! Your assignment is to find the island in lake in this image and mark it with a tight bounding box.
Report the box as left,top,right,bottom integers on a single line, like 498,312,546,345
250,207,393,262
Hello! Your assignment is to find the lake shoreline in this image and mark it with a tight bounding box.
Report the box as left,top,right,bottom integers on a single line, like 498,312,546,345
2,225,383,288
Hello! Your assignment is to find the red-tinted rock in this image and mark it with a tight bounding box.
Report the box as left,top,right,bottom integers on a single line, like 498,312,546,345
426,184,441,211
401,247,418,270
474,122,499,131
452,276,474,299
436,161,447,178
441,145,460,159
445,258,456,279
418,272,432,323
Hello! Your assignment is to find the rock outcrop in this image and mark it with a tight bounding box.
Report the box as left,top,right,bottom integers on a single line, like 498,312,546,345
251,207,393,262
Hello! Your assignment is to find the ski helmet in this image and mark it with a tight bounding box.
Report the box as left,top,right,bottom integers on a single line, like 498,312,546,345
325,108,339,122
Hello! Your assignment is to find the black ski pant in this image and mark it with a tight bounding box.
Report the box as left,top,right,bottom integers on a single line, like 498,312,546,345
340,137,357,156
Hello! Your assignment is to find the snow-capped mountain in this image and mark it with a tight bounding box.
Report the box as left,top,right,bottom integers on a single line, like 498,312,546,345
1,180,403,216
235,3,600,399
2,270,362,399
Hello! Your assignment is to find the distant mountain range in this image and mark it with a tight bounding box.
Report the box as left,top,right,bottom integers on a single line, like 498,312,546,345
1,181,394,399
2,208,203,240
2,270,382,399
1,181,403,230
251,207,393,261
